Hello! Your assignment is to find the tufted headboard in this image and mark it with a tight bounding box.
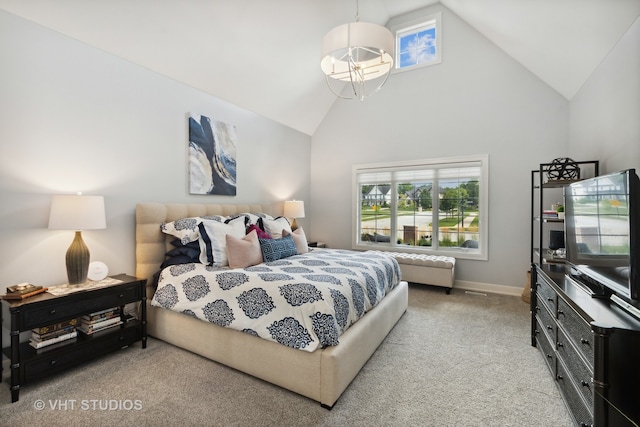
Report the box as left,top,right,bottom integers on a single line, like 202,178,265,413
135,202,280,298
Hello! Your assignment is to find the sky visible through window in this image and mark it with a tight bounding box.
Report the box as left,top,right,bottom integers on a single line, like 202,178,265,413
398,26,436,68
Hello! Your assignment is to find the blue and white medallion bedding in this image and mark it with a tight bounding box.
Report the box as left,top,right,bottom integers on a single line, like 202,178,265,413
151,249,401,352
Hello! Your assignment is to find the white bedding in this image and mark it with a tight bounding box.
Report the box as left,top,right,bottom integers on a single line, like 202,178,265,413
150,249,401,352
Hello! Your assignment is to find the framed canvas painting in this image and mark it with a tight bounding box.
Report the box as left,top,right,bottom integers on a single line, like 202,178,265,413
188,113,237,196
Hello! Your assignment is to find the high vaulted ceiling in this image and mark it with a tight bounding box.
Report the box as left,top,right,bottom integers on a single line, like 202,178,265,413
1,0,639,136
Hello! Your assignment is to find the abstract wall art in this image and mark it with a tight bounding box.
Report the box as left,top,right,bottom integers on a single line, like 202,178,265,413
188,113,237,196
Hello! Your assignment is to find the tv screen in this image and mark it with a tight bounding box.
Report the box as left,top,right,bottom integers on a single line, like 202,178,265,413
564,169,639,300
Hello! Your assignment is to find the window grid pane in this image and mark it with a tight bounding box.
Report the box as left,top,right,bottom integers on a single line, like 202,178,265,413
396,21,437,69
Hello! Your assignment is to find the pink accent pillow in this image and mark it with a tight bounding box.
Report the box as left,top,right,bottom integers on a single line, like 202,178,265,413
248,224,271,239
282,227,308,254
225,230,264,269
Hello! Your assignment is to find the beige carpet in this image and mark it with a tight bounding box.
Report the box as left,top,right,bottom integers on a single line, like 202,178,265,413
1,284,572,426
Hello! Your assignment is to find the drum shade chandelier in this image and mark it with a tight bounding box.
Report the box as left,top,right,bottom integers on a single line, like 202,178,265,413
320,0,395,100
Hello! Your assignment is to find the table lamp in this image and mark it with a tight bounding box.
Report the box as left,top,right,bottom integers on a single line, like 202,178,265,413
284,200,305,231
48,194,106,284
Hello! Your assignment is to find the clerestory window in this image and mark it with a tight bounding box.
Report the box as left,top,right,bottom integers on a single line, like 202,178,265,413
392,12,441,72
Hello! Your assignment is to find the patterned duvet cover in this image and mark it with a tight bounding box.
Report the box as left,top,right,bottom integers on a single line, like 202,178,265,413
151,249,401,352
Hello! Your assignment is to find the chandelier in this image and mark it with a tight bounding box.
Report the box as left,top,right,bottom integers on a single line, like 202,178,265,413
320,0,395,100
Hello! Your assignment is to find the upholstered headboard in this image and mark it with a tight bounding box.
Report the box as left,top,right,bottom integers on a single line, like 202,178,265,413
135,202,280,298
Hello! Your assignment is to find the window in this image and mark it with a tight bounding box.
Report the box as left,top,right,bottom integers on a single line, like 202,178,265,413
392,12,441,72
352,155,488,260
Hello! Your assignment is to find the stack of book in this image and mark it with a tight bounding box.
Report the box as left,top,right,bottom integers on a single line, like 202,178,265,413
78,307,123,335
30,319,79,350
2,283,48,300
542,210,559,219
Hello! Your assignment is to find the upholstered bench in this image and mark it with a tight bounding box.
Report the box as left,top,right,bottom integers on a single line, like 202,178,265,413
381,252,456,294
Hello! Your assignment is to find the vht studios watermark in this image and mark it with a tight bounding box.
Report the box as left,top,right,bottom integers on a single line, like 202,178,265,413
34,399,143,411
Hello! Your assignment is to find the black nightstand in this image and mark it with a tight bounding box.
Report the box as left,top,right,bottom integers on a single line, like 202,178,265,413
1,274,146,402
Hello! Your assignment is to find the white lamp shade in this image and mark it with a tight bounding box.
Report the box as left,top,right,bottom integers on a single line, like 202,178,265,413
48,195,106,230
321,21,395,82
284,200,305,218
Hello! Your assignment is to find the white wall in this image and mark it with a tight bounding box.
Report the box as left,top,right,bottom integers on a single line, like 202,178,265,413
569,16,640,174
310,4,569,290
0,10,311,342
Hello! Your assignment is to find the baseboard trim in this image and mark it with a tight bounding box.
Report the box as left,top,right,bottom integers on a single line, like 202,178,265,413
454,280,523,297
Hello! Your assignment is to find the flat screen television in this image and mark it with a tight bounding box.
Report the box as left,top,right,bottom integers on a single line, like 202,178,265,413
564,169,639,302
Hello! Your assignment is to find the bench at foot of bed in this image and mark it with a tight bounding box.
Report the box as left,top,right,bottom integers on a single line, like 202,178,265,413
382,252,456,293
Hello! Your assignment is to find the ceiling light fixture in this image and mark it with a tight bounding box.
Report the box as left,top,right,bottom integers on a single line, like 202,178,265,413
320,0,395,101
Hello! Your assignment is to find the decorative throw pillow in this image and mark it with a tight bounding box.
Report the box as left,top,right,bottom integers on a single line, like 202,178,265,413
259,235,298,262
198,216,248,266
226,230,263,269
166,243,201,260
161,217,202,245
282,227,308,254
161,215,225,244
261,216,291,239
247,224,271,239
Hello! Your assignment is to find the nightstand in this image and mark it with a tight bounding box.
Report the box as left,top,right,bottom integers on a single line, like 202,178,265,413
1,274,146,402
307,242,327,248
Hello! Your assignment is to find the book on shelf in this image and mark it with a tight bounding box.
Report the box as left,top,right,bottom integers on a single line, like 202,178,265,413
29,330,78,349
78,315,123,334
81,307,121,322
32,318,79,335
34,337,78,353
31,325,76,342
80,321,123,336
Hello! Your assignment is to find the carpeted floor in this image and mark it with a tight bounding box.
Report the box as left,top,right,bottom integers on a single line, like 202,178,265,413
1,284,572,426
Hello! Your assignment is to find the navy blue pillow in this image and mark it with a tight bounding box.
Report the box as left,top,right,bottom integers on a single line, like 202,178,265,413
259,235,298,262
166,245,200,259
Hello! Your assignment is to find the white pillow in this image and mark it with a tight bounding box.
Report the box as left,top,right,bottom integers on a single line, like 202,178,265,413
198,216,247,266
261,216,291,239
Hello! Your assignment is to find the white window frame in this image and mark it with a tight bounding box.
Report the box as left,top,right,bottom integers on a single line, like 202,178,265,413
352,154,489,261
391,11,442,73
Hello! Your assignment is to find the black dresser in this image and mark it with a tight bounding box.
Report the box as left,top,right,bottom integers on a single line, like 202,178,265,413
531,264,640,426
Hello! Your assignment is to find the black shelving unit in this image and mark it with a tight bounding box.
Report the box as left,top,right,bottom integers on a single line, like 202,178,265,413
530,160,599,266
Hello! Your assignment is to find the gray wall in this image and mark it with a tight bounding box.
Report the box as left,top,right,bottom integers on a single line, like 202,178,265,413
0,10,311,290
569,16,640,174
310,4,570,291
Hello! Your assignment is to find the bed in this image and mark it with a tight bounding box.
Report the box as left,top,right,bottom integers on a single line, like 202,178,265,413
135,202,408,408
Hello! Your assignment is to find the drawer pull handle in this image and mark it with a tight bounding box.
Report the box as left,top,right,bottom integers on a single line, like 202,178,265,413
546,354,553,359
557,374,564,380
557,342,564,348
50,360,56,366
558,310,564,316
546,325,553,330
119,294,124,298
581,380,591,390
547,297,554,302
50,309,56,315
581,338,589,345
